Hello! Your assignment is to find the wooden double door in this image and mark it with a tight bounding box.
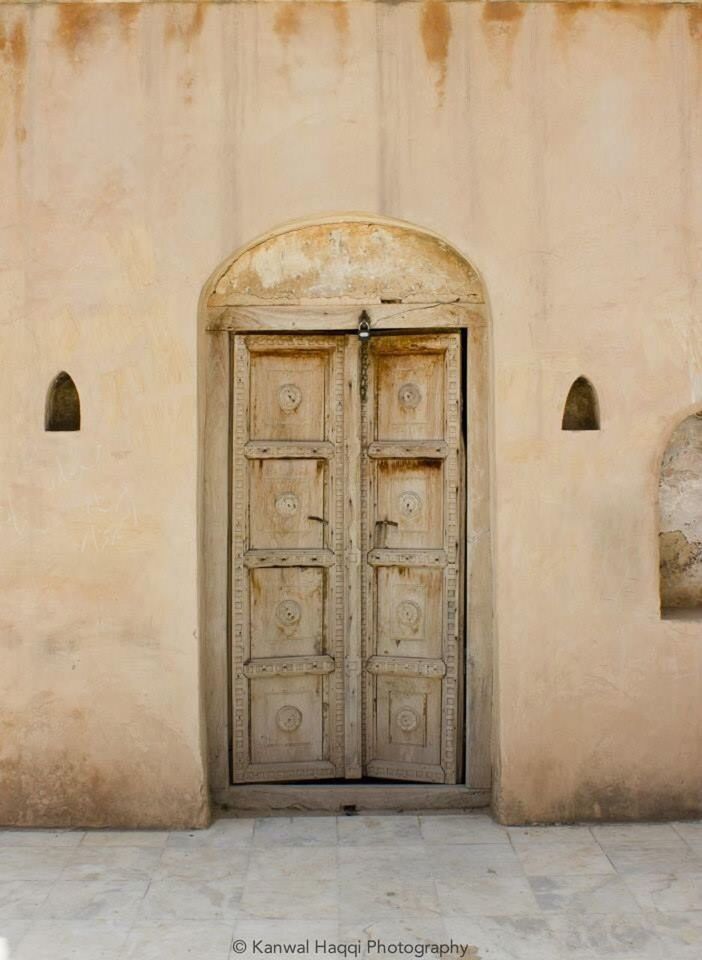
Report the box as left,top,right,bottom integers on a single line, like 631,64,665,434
231,331,464,783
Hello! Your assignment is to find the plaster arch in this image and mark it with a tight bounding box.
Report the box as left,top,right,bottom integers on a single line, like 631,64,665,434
201,215,487,313
199,216,494,811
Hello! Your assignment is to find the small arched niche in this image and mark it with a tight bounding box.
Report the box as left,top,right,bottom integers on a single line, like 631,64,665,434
562,376,600,431
45,372,80,432
659,411,702,617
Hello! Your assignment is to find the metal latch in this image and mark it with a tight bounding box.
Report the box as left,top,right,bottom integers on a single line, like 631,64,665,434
358,310,371,340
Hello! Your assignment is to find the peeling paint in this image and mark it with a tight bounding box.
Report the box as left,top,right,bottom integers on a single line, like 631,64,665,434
659,412,702,610
421,1,451,104
211,222,484,305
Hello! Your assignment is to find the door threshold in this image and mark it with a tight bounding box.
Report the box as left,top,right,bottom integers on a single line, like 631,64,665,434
215,783,491,815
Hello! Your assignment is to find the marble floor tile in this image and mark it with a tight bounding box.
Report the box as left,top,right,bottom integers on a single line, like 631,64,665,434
622,872,702,913
154,846,249,882
507,824,595,845
444,915,563,960
545,913,662,959
242,848,338,921
338,847,439,922
420,815,510,845
0,847,70,882
647,910,702,958
337,815,422,846
513,839,616,876
0,880,53,922
61,845,163,882
81,830,169,848
41,878,149,923
166,819,254,849
122,920,235,960
0,830,85,848
592,824,688,849
671,822,702,845
13,919,133,960
253,816,337,847
2,815,700,960
605,845,702,875
139,875,243,922
429,842,525,878
436,875,540,917
528,873,641,914
0,919,34,956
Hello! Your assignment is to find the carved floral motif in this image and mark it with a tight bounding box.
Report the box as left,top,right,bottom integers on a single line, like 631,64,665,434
278,383,302,412
276,705,303,732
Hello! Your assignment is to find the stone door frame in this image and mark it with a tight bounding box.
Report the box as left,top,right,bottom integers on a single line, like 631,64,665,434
198,215,494,813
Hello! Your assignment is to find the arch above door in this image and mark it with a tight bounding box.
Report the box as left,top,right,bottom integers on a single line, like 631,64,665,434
203,216,489,334
199,215,493,812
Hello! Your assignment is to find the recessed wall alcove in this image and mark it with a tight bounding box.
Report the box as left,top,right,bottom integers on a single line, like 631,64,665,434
45,372,80,432
199,215,494,812
659,411,702,618
562,376,600,431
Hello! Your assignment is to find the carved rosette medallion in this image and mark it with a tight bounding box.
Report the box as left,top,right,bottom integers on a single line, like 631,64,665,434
276,705,303,732
398,491,422,518
278,383,302,412
397,600,421,629
398,382,422,410
275,600,302,627
275,492,299,517
396,708,419,733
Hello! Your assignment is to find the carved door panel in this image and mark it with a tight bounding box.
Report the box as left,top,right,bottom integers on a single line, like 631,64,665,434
231,336,347,782
362,334,463,783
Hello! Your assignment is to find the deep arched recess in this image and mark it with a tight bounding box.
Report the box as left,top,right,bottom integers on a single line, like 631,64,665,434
199,216,494,812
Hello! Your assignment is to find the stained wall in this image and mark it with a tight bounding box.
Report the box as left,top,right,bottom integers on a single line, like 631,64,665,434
1,0,701,825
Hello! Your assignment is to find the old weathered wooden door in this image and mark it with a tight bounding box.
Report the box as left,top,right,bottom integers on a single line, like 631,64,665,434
362,334,463,783
231,331,463,784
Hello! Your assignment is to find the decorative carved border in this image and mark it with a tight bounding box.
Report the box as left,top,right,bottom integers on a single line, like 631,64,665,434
331,337,347,776
243,656,335,678
231,336,250,782
441,335,461,784
367,656,446,678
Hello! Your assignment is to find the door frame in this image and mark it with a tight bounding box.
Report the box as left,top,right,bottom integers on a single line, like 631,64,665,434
199,216,494,813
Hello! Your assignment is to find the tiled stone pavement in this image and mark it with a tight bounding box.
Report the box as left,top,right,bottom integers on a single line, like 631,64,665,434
0,815,701,959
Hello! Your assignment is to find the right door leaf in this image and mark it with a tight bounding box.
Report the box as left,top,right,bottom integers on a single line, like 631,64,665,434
363,334,463,783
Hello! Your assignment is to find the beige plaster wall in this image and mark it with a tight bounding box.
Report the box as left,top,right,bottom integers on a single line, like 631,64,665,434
1,0,701,825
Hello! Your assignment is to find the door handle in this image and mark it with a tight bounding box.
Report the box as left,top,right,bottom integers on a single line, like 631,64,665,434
308,515,329,525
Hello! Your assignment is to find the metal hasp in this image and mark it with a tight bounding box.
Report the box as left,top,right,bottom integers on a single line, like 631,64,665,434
358,310,371,340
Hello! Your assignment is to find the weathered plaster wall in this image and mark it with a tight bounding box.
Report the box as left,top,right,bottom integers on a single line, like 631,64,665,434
1,0,701,824
659,413,702,610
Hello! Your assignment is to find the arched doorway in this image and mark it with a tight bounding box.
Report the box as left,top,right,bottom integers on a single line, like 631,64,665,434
200,217,493,810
